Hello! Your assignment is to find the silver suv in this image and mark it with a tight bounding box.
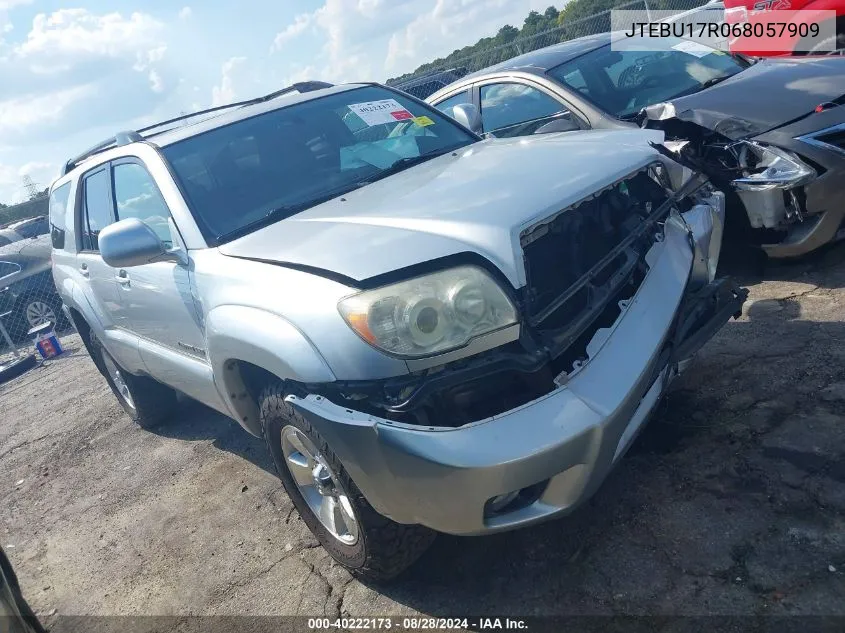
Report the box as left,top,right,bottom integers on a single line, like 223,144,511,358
50,81,746,580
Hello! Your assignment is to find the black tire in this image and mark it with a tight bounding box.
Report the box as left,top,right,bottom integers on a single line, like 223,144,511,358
89,332,178,428
0,355,37,385
259,382,435,581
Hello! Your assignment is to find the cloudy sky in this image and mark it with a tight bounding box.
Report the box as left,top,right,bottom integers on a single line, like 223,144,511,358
0,0,554,204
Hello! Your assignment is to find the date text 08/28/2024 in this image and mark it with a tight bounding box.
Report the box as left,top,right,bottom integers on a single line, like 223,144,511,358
307,617,529,630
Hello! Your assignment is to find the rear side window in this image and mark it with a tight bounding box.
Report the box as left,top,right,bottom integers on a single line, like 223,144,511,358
49,183,72,250
81,168,115,252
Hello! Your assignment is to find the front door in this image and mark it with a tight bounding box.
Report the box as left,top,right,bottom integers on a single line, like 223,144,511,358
109,159,207,380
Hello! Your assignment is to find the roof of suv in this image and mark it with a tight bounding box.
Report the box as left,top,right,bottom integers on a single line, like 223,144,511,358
151,82,367,147
57,82,371,181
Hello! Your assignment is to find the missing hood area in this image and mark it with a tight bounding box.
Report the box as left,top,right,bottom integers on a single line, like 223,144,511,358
639,101,820,235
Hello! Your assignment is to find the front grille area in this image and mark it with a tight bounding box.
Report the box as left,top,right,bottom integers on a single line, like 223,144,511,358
520,166,672,357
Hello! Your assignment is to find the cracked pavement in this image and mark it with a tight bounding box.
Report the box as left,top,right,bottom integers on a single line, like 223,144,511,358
1,244,844,627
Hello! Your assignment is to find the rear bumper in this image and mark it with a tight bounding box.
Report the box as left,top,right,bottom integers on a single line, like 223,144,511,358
290,207,746,535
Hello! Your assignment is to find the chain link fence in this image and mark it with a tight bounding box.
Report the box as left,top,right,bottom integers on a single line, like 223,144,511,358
388,0,714,99
0,201,72,374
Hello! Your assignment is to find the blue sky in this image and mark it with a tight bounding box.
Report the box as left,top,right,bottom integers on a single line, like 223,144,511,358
0,0,552,204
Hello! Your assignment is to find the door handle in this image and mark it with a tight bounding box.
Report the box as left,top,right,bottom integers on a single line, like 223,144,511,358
116,270,130,286
79,263,89,277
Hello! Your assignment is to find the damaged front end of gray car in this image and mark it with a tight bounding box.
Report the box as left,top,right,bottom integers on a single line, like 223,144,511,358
639,102,842,258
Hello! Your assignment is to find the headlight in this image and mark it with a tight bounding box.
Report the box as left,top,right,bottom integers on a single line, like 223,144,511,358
338,265,518,359
732,142,815,192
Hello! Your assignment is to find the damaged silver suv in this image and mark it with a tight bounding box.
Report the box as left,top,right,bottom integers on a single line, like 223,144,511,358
50,82,746,579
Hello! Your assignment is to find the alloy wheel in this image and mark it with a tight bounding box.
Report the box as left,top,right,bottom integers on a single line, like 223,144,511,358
25,300,57,328
100,350,136,412
281,425,359,545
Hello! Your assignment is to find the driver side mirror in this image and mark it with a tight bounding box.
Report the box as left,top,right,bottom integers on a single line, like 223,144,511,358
450,103,483,135
99,218,174,268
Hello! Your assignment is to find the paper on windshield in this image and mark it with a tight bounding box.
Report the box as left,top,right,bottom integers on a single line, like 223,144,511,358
348,99,415,126
671,40,713,58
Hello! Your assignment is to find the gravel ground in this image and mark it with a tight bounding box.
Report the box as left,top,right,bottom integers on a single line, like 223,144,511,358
1,245,844,629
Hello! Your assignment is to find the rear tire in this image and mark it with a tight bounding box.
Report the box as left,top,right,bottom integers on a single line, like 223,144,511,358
89,333,178,428
259,382,435,581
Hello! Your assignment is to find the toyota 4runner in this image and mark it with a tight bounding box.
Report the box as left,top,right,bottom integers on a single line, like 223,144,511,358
49,81,747,580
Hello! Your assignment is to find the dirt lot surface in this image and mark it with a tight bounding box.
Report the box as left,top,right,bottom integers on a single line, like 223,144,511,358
1,245,844,629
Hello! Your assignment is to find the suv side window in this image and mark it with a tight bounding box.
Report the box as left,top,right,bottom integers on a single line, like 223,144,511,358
49,183,72,249
434,90,472,119
112,162,174,247
81,168,115,252
479,82,569,137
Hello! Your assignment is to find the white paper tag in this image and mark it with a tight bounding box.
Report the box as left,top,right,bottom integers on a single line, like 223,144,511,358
348,99,414,126
671,40,713,58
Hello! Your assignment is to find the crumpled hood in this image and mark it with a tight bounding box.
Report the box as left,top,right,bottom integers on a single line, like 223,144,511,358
218,129,664,288
643,57,845,140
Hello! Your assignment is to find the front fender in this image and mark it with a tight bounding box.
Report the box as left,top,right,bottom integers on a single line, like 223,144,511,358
206,305,336,435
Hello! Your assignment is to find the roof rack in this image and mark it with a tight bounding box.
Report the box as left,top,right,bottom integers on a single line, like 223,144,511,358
60,81,335,176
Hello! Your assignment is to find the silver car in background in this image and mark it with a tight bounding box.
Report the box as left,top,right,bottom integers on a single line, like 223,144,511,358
50,81,746,580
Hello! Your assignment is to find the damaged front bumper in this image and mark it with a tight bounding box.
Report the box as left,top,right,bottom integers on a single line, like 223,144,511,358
288,195,747,536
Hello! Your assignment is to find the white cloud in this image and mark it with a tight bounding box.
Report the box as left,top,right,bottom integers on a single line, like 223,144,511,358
385,0,547,73
178,6,192,21
0,0,32,10
14,9,165,74
0,0,31,42
269,0,549,83
148,69,164,93
271,13,311,51
211,56,247,106
0,84,94,137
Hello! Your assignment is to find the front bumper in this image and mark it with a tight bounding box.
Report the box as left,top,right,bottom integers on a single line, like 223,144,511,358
289,203,747,536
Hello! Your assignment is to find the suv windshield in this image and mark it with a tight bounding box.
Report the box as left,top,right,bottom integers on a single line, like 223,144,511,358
548,38,748,119
162,85,477,243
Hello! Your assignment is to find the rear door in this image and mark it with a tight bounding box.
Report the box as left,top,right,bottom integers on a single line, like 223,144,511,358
75,166,141,368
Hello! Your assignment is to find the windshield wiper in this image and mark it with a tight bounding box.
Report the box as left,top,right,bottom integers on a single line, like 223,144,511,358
355,147,457,186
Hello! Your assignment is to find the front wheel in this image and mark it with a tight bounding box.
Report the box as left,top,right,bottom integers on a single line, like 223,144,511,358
89,333,178,428
260,383,435,581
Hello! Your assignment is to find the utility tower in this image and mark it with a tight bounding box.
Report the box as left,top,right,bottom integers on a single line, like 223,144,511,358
22,175,41,200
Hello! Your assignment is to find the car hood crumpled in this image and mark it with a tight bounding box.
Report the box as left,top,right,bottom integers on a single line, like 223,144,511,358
641,56,845,140
218,129,665,288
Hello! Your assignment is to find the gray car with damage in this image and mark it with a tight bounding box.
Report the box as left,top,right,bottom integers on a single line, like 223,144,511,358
427,33,845,259
50,81,746,579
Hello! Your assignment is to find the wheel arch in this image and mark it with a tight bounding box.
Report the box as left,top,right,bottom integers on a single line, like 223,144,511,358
206,305,336,436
